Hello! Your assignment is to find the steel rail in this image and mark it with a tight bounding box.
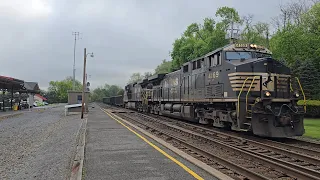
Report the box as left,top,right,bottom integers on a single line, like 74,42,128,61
132,113,320,180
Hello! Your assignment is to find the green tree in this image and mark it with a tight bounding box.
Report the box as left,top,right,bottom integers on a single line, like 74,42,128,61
240,15,270,47
269,2,320,99
144,72,153,78
47,76,82,103
170,8,232,69
128,72,144,83
155,59,172,74
295,59,320,99
215,6,241,30
90,84,124,102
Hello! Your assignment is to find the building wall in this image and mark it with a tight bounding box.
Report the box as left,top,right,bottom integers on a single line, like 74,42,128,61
67,91,90,111
34,96,43,103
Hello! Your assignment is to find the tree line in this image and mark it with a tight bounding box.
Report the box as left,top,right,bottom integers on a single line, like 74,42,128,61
40,76,124,103
128,0,320,100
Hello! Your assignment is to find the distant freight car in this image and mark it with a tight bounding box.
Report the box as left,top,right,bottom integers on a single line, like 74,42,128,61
113,95,124,106
102,97,111,104
103,96,123,106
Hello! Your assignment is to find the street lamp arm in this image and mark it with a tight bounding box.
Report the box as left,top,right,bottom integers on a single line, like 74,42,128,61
86,52,94,58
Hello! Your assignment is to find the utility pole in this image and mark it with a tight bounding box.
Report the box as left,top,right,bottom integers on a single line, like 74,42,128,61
72,32,81,90
226,14,239,44
81,49,94,119
81,48,87,119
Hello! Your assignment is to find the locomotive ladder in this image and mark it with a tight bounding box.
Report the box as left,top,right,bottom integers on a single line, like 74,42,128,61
246,76,260,119
237,76,260,120
295,77,306,113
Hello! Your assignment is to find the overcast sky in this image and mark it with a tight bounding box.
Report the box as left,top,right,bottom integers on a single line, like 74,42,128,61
0,0,292,90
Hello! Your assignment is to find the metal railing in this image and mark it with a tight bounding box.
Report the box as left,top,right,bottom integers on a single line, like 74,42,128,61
246,76,260,112
237,77,250,118
295,77,306,113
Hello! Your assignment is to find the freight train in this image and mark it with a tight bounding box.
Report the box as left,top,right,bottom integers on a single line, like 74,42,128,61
103,43,306,138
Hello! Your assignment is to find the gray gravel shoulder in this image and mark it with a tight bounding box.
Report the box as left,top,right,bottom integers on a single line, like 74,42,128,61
0,106,83,180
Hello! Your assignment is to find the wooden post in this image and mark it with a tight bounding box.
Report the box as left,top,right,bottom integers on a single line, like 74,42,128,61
11,86,13,110
2,90,5,111
81,48,87,119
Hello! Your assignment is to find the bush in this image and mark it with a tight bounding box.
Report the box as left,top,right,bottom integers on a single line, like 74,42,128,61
298,100,320,117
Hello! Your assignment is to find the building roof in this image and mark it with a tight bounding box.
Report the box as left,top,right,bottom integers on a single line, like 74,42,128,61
21,82,40,93
35,94,47,101
0,75,25,90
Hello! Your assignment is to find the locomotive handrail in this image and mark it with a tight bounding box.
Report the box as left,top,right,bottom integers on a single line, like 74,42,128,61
295,77,306,113
237,77,250,118
246,76,260,112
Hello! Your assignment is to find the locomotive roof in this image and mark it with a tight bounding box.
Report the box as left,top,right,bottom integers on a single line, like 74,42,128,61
183,43,272,66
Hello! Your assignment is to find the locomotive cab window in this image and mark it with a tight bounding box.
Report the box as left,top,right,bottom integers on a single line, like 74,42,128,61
226,51,252,60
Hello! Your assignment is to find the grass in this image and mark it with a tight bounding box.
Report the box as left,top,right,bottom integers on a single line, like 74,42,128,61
303,119,320,139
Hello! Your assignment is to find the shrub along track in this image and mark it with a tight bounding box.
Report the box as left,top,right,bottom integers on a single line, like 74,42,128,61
99,104,320,180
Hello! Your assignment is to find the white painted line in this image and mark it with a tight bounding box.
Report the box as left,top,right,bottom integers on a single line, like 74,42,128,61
104,109,234,180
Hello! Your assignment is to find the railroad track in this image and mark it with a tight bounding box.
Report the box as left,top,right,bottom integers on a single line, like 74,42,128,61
149,114,320,158
109,110,320,180
98,103,320,179
100,103,320,157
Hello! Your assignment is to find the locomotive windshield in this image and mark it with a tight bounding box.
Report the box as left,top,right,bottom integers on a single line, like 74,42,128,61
226,51,271,60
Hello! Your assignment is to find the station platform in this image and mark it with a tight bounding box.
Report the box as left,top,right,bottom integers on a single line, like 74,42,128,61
84,105,217,180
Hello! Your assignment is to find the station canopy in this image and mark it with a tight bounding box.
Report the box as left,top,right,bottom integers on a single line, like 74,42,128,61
0,75,40,93
0,75,24,90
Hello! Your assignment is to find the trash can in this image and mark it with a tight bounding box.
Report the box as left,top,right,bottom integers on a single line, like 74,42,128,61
13,105,18,111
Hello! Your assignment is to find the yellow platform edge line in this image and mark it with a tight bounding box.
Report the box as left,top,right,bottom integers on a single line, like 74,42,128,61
100,108,204,180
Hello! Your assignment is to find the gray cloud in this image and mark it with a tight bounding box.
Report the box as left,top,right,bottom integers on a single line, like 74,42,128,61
0,0,292,89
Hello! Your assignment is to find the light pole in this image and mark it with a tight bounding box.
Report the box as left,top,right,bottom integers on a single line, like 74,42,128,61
72,32,81,90
81,48,94,119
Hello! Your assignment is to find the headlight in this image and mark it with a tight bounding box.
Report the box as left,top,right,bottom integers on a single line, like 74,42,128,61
265,91,271,97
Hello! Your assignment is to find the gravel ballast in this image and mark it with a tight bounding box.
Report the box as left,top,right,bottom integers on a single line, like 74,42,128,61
0,106,83,180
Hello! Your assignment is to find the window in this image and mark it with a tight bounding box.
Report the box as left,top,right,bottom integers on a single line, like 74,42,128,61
183,65,189,73
252,52,272,58
226,51,252,60
192,61,196,70
217,53,221,65
196,60,201,69
184,77,186,94
77,95,82,104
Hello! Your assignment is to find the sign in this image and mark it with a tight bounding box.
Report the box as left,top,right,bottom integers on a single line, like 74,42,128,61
208,71,220,79
235,43,248,48
86,82,90,87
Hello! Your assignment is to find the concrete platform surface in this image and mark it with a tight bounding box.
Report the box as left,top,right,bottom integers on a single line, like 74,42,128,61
84,105,216,180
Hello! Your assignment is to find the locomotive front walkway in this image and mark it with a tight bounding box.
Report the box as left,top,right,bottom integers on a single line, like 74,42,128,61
83,104,217,180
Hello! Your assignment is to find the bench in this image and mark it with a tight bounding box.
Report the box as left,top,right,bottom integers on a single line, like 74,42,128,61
65,103,85,116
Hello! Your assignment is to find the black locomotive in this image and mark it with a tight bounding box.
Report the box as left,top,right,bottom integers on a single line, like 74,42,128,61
105,43,306,138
